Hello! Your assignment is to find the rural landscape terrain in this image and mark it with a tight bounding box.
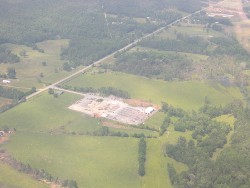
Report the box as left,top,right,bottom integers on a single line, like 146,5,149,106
0,0,250,187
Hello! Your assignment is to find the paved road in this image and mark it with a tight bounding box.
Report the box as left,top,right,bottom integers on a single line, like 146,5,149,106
26,9,204,100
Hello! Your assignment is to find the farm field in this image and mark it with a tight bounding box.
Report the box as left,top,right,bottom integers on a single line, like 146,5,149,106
3,132,140,188
0,0,249,187
0,89,197,188
158,25,223,39
0,161,48,188
0,40,83,89
2,130,193,188
64,71,243,110
132,47,209,63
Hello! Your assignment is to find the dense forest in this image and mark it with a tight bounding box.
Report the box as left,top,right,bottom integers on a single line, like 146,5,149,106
0,0,204,68
166,101,250,188
0,47,20,64
106,51,193,80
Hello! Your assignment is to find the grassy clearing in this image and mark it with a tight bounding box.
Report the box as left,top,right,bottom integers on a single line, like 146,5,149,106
212,114,236,160
0,161,48,188
0,92,101,132
140,126,192,188
144,112,166,130
134,46,209,62
0,40,82,89
2,126,191,188
65,71,242,110
159,25,223,39
3,132,140,188
0,91,195,188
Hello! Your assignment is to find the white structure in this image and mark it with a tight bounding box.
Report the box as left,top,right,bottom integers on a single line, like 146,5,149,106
0,131,4,137
145,107,155,114
2,80,11,84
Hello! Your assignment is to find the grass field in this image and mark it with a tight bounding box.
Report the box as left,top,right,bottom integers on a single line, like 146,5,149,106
3,132,140,188
159,25,223,39
144,112,166,130
0,92,158,136
141,126,192,188
132,47,209,63
0,40,84,89
1,125,191,188
0,92,91,132
0,91,192,188
64,71,243,110
0,161,48,188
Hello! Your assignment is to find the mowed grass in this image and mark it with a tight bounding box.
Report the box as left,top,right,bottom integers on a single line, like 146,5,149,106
3,132,140,188
65,72,243,110
0,92,101,132
0,161,48,188
0,39,80,89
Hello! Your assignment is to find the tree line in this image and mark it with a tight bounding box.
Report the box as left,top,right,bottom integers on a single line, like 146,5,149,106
138,137,147,176
0,47,20,64
60,85,130,99
0,149,78,188
107,51,193,81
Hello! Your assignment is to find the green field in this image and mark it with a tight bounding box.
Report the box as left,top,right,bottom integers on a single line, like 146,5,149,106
132,46,209,63
159,25,223,39
3,132,140,188
0,91,190,188
0,161,48,188
0,92,93,132
64,71,243,110
0,40,83,89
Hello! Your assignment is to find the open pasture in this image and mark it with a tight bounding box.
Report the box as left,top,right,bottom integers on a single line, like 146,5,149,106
0,39,79,89
64,71,243,110
0,161,47,188
158,25,223,39
3,132,140,188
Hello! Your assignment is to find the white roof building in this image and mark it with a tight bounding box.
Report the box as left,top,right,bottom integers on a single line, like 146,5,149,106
2,80,11,84
145,107,155,114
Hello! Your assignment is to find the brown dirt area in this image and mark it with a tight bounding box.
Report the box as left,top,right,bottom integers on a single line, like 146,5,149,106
0,99,12,108
0,135,9,145
123,98,159,109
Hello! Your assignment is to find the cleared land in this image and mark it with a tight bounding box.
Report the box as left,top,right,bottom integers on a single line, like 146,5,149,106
69,94,157,125
64,71,243,110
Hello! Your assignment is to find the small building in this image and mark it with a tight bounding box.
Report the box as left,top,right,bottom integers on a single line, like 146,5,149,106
2,80,11,84
0,131,4,137
145,107,155,114
54,91,64,95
